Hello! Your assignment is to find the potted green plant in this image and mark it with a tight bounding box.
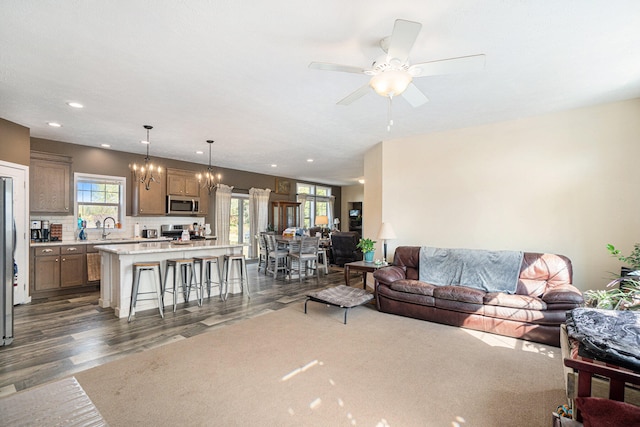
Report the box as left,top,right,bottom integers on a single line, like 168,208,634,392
583,243,640,310
356,238,376,262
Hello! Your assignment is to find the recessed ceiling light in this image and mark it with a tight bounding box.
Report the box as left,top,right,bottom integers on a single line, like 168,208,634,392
307,159,314,162
271,164,277,168
140,140,149,145
101,144,111,148
196,150,204,155
47,122,62,127
67,102,83,108
358,179,365,184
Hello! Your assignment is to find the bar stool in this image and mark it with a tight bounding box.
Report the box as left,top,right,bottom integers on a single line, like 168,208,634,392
163,258,200,312
128,261,164,322
223,253,249,300
193,255,223,300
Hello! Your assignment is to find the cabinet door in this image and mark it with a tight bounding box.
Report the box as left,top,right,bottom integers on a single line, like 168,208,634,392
30,154,71,214
184,176,200,196
132,175,166,216
198,187,209,215
34,255,60,290
167,173,186,195
61,254,85,287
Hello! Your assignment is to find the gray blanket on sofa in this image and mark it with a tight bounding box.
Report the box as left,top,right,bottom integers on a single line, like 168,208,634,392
419,246,523,294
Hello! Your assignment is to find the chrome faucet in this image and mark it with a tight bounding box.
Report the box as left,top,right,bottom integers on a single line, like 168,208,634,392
102,217,116,240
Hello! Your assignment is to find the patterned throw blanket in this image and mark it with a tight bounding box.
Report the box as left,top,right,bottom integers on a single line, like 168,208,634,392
566,308,640,372
419,246,523,294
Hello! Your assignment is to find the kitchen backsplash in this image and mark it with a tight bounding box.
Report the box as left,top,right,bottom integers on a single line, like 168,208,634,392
29,215,205,241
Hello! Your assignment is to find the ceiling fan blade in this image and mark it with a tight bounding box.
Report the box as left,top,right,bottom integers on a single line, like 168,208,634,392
401,83,429,107
337,84,371,106
309,62,367,74
409,54,486,77
386,19,422,63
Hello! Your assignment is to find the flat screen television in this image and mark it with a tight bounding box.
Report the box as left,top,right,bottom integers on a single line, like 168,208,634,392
349,209,360,217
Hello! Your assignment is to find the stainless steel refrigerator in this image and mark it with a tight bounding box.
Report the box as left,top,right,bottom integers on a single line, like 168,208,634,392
1,177,14,346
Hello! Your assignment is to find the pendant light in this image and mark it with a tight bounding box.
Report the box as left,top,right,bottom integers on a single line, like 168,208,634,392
131,125,162,191
196,140,221,194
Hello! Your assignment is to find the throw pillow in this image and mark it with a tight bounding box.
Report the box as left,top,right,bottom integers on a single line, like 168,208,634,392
577,397,640,427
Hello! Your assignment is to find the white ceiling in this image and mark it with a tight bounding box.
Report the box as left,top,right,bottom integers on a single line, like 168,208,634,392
2,1,640,186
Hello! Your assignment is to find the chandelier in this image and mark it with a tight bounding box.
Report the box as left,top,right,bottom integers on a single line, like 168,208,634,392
131,125,162,191
196,140,221,194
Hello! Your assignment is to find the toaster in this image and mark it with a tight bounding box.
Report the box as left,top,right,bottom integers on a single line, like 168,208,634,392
142,229,158,238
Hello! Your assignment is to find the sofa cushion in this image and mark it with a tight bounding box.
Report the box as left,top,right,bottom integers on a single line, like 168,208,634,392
433,285,485,304
484,292,547,310
543,285,584,304
390,280,436,296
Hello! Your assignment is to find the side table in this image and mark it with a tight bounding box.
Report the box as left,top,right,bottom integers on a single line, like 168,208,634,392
343,260,385,289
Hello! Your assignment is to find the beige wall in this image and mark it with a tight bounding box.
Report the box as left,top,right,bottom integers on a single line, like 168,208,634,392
0,118,30,165
370,98,640,292
340,184,364,232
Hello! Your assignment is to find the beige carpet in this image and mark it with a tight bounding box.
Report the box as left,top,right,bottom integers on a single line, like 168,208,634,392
75,302,565,426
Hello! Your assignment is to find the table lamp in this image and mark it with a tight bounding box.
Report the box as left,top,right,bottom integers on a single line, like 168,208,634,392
315,215,329,236
377,222,397,263
333,218,340,231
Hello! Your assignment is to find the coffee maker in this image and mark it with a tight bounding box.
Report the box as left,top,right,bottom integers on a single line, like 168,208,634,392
30,220,42,242
41,220,50,242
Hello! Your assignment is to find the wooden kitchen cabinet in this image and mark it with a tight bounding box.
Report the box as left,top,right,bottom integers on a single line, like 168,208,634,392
198,186,209,215
60,245,85,288
131,175,166,216
31,245,89,296
30,151,72,214
167,168,199,196
32,246,60,291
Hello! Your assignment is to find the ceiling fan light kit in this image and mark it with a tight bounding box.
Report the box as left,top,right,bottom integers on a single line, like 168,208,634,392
309,18,485,128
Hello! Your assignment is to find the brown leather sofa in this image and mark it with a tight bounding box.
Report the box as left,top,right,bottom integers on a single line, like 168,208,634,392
373,246,584,346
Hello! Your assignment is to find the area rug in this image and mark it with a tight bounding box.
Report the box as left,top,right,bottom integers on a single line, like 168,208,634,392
75,303,565,426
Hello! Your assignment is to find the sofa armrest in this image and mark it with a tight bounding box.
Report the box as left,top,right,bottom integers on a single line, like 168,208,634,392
543,284,584,305
373,265,407,285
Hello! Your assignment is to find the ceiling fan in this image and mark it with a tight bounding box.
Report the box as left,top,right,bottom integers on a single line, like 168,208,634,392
309,19,486,109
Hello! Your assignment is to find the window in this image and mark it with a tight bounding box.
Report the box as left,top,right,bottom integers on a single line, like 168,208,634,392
296,183,332,228
75,173,125,229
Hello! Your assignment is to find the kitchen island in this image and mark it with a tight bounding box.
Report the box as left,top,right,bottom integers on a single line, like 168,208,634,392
95,240,244,318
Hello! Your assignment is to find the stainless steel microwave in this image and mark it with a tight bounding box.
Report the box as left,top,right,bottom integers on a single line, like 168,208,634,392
166,195,199,215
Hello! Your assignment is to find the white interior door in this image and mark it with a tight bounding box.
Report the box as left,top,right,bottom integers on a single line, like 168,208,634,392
0,161,30,305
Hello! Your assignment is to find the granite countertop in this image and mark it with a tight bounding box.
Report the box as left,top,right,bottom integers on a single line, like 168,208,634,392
94,240,240,255
30,237,172,247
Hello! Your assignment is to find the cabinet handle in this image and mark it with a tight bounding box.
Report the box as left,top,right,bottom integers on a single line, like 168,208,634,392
43,249,53,253
66,247,78,252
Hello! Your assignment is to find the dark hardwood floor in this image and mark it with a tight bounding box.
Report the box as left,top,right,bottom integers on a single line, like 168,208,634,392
0,264,356,397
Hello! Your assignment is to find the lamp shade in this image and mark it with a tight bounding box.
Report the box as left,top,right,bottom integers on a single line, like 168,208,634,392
315,215,329,226
370,70,412,97
333,218,340,225
377,222,397,240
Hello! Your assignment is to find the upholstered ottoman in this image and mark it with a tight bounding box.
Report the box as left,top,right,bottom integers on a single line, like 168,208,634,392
305,285,373,324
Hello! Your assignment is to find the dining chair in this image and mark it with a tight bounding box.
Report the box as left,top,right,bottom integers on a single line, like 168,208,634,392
256,233,269,274
287,236,320,282
266,234,288,279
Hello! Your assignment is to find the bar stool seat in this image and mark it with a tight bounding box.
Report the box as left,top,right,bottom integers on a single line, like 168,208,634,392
163,258,200,312
223,253,249,300
193,255,223,300
129,261,163,322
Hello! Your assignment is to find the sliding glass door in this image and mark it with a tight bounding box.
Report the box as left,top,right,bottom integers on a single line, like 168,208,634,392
230,195,250,257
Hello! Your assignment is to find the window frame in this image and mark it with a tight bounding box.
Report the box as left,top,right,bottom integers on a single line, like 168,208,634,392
74,172,126,231
296,183,332,228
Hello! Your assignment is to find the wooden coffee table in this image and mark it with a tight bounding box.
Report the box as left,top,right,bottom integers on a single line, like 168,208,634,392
343,260,385,289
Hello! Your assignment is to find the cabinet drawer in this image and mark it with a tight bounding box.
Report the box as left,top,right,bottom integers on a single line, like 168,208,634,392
34,246,61,256
61,245,85,254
